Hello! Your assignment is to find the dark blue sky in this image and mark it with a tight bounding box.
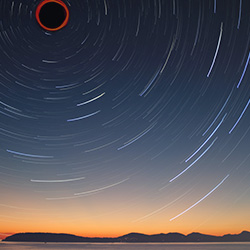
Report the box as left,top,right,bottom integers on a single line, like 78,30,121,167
0,0,250,237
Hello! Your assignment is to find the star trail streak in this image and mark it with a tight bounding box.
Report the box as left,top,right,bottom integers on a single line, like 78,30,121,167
202,91,232,136
170,137,218,183
185,114,226,163
170,175,230,221
77,92,105,106
237,51,250,88
74,178,129,196
67,110,101,122
207,22,223,77
6,150,54,159
30,176,85,183
229,99,250,134
117,123,156,150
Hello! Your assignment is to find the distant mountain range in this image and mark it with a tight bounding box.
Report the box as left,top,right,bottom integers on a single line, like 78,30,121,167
3,231,250,242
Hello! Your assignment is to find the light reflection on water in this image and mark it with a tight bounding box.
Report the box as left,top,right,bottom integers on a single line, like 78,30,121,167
1,242,250,250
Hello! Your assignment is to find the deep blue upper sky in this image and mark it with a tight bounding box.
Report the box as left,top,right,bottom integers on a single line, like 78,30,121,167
0,0,250,236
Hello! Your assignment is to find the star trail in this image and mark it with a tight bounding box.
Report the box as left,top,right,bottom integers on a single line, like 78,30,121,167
0,0,250,238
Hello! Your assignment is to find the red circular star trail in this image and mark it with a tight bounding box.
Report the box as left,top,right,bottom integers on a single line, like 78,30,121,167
36,0,69,31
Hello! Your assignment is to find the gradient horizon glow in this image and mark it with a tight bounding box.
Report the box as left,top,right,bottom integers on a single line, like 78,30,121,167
1,0,250,240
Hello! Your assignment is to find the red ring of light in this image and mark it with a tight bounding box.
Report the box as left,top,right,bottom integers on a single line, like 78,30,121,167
36,0,69,31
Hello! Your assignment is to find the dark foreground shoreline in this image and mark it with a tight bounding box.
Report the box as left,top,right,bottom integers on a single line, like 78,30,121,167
3,231,250,243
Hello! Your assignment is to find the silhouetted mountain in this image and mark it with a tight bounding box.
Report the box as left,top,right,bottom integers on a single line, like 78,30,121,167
221,231,250,242
2,233,114,243
117,232,186,242
3,231,250,242
186,232,220,242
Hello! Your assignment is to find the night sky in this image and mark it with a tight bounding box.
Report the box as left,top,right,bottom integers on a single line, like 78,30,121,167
1,0,250,238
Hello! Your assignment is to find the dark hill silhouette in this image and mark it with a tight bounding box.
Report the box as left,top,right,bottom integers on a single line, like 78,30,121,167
2,233,113,243
117,232,186,242
3,231,250,242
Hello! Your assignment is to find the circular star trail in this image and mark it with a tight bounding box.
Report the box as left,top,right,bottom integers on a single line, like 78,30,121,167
0,0,250,236
36,0,69,31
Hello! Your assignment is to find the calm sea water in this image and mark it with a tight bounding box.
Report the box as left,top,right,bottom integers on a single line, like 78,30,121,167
1,242,250,250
